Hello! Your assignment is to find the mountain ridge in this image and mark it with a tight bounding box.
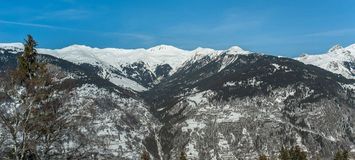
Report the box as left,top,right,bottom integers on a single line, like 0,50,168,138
296,44,355,79
1,42,355,159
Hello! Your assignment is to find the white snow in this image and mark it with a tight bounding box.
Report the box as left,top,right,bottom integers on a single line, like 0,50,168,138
185,47,222,65
271,63,281,70
296,44,355,79
34,44,249,75
0,42,24,53
38,44,192,74
328,136,336,142
246,77,262,87
0,42,23,49
218,133,235,159
185,140,199,158
341,83,355,90
67,84,157,159
216,112,243,123
186,90,215,106
0,42,256,92
218,53,240,72
295,133,308,152
223,81,237,87
38,45,192,91
226,46,250,55
242,128,248,135
110,75,147,91
273,87,296,103
187,92,207,104
182,119,206,132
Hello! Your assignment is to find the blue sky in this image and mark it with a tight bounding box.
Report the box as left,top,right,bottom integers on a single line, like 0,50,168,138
0,0,354,56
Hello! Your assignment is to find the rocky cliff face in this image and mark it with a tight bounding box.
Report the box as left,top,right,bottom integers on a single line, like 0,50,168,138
0,44,354,159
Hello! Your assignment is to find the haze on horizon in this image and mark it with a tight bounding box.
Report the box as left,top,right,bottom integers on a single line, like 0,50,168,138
0,0,354,57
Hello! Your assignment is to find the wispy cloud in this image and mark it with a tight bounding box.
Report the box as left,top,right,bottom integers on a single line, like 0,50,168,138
0,19,78,31
0,19,155,45
303,28,355,37
33,9,91,20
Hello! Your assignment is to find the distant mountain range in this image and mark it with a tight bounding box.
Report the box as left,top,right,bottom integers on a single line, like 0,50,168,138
0,43,354,159
296,44,355,80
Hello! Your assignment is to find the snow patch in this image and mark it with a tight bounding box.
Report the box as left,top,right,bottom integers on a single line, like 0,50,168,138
223,81,237,87
217,112,243,123
109,75,147,91
185,140,199,158
182,119,206,132
227,46,250,55
272,63,281,70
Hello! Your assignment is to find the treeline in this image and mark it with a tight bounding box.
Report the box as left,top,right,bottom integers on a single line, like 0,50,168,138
141,146,350,160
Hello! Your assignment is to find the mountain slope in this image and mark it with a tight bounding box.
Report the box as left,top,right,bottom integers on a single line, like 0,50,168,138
296,44,355,79
1,43,355,159
40,44,194,91
0,43,194,91
0,46,162,159
0,43,253,92
144,52,355,159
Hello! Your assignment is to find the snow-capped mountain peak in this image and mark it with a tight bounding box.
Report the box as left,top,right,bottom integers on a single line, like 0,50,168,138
1,41,355,159
148,44,187,53
226,46,250,55
0,42,23,49
192,47,220,56
0,43,24,53
35,44,196,91
228,46,244,51
345,43,355,51
328,44,343,53
39,45,104,65
61,44,95,51
296,44,355,79
0,43,255,91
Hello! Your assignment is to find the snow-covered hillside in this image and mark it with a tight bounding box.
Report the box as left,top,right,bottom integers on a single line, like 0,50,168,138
0,43,23,53
0,43,250,91
39,45,191,73
0,43,250,71
145,51,355,159
296,44,355,79
38,44,249,74
1,42,355,160
3,42,354,90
